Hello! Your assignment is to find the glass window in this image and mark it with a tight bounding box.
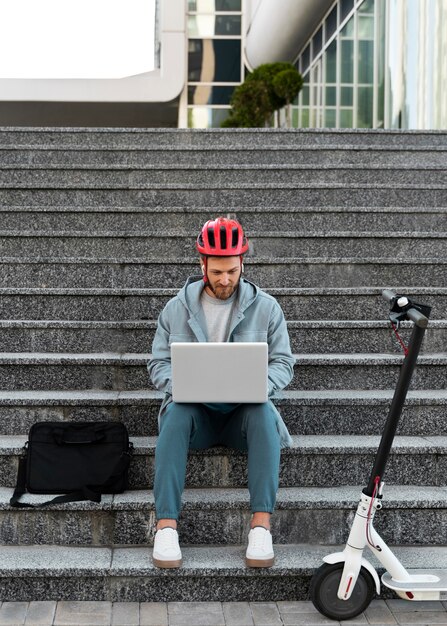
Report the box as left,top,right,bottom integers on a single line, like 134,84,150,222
188,85,235,105
300,109,310,128
188,14,241,37
340,18,354,38
325,5,338,42
313,26,323,59
341,40,354,83
302,45,310,73
341,0,354,22
188,39,241,82
188,107,231,128
358,40,374,83
341,86,353,106
188,0,241,11
292,108,299,128
326,40,337,83
357,86,373,127
326,86,336,106
358,15,374,39
324,109,337,128
359,0,374,13
301,84,310,106
340,109,353,127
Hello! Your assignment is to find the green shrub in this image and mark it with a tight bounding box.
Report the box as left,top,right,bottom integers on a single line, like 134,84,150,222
221,62,303,128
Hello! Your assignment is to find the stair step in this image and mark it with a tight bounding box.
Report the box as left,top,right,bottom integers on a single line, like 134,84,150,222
0,185,445,209
2,435,447,489
1,485,447,547
1,146,447,167
1,207,446,233
1,231,446,259
1,543,446,602
0,287,444,320
0,319,445,354
0,127,446,148
1,166,447,189
1,257,446,288
0,389,446,437
0,351,445,391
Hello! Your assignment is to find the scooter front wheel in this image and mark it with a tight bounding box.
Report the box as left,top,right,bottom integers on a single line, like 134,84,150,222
310,562,376,620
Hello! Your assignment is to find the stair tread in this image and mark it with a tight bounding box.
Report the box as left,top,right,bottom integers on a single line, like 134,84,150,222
4,164,447,171
0,388,446,407
1,543,446,576
2,205,447,213
2,434,447,454
1,387,447,401
1,319,447,329
0,286,445,294
1,351,446,363
2,484,447,511
2,255,446,264
2,319,447,328
3,230,447,238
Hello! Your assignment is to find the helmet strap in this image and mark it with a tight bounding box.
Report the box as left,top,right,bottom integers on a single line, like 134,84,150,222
201,257,208,283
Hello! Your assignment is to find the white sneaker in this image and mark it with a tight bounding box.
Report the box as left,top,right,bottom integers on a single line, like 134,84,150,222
245,526,275,568
152,527,182,568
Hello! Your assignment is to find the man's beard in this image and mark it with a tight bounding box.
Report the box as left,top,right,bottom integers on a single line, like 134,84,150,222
208,281,239,300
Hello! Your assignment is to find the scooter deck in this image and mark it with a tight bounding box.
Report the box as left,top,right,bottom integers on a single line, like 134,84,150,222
383,570,447,592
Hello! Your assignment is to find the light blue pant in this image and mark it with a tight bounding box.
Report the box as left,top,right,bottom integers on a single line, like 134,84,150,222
154,402,281,520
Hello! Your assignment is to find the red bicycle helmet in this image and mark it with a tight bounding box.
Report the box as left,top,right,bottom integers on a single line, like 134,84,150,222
196,217,249,256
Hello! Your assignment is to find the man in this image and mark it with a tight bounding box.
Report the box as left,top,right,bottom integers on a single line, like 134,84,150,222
147,217,295,569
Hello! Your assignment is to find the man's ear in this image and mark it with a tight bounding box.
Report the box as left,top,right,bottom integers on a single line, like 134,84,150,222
201,265,205,274
241,263,245,273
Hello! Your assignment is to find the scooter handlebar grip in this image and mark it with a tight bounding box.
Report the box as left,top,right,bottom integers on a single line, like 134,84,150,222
381,289,429,328
407,308,429,328
382,289,396,302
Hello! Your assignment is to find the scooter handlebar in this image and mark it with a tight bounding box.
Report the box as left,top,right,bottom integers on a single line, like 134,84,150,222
381,290,429,328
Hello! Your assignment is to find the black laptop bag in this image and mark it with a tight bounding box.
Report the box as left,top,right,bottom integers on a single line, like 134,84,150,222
10,421,133,508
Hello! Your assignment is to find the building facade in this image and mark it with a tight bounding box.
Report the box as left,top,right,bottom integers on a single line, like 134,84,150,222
184,0,447,130
0,0,445,128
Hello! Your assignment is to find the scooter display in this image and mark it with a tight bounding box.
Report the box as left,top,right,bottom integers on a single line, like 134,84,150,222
310,289,440,621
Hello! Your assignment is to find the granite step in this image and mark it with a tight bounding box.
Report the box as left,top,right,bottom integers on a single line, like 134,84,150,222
0,287,443,321
1,231,446,260
1,320,445,354
1,146,447,167
1,543,446,602
1,257,446,288
0,352,445,391
0,186,445,209
2,435,447,489
1,485,446,547
1,389,446,438
1,207,446,233
1,166,447,189
0,127,446,149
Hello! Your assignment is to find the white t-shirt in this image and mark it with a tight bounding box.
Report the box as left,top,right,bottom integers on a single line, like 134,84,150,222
200,288,237,342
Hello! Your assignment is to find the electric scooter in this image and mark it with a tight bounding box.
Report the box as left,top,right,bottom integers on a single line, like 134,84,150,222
310,289,441,621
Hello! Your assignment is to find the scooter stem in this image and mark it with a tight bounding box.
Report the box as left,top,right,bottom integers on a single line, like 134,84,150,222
364,320,428,497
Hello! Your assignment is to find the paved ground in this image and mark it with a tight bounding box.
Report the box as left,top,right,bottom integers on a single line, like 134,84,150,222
2,600,447,625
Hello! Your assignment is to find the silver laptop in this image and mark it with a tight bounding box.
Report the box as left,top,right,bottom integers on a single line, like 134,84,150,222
171,342,268,404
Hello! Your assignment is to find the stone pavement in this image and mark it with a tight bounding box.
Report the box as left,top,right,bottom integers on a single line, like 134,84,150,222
2,600,447,625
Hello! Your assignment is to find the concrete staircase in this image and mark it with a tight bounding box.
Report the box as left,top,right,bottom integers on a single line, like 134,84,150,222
0,128,446,602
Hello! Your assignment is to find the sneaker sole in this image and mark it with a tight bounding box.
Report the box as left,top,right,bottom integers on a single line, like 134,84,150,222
153,557,183,569
245,556,275,568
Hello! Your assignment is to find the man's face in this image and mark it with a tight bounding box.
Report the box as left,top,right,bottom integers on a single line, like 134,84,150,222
202,256,242,300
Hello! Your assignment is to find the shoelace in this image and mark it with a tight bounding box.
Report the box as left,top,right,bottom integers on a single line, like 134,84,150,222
158,529,178,550
250,529,269,549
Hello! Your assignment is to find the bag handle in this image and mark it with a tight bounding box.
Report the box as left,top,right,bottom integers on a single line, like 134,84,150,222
9,444,133,509
52,425,106,445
